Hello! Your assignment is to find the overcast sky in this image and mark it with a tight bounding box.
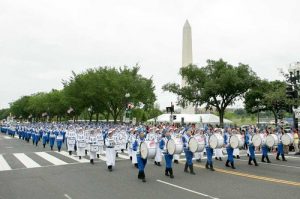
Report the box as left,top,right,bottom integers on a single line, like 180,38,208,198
1,0,299,110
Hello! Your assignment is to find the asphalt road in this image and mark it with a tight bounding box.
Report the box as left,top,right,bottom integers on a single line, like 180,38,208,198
0,133,299,199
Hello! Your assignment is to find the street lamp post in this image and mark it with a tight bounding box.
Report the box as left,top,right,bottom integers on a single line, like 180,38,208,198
288,62,300,129
125,93,130,123
255,98,260,127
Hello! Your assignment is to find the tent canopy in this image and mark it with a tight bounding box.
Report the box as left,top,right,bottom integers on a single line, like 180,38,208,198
147,113,232,124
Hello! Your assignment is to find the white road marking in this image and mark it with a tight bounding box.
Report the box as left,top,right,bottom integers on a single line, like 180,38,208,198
35,152,67,165
57,151,89,163
14,153,41,168
5,147,13,149
157,180,220,199
64,194,72,199
0,155,11,171
3,136,12,139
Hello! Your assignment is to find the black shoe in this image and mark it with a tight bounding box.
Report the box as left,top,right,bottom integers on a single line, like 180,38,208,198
169,168,174,179
90,159,94,164
58,149,61,152
196,159,201,163
266,156,271,163
215,157,219,160
261,156,266,162
233,155,236,158
165,168,169,176
130,156,132,161
231,162,236,169
247,154,249,157
134,163,138,168
43,144,45,148
253,159,258,166
184,163,189,172
97,154,100,158
51,146,53,150
142,172,146,182
154,161,157,165
69,151,72,155
157,162,161,166
85,150,88,155
138,171,142,179
116,153,118,158
189,165,196,175
121,149,124,153
79,156,82,160
282,154,287,161
248,157,253,165
219,157,223,161
142,179,146,183
225,160,230,167
174,160,179,164
276,153,280,160
210,163,215,171
108,165,112,172
237,155,240,159
206,162,209,169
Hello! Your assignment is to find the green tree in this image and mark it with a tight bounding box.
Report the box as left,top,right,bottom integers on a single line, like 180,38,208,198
163,59,258,127
245,80,289,126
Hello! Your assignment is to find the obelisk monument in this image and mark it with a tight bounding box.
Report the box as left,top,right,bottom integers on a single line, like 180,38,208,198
181,20,195,114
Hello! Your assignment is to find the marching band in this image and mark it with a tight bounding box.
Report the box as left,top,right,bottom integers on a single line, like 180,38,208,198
0,123,297,183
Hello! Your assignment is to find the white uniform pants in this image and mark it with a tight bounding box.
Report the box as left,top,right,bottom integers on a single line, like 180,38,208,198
155,144,162,162
106,148,116,166
215,148,223,158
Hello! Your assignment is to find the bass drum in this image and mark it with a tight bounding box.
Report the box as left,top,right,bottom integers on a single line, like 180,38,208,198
230,134,244,149
281,133,294,145
140,141,156,159
188,137,198,153
252,134,262,147
209,134,224,149
266,134,279,147
192,135,205,152
167,138,183,155
260,134,267,145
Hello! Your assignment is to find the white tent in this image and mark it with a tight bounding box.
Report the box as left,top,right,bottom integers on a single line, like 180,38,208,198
147,113,233,125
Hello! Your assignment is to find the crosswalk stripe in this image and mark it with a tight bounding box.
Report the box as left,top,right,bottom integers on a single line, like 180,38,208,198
35,152,67,165
3,136,12,139
0,155,12,171
14,153,41,168
57,151,89,163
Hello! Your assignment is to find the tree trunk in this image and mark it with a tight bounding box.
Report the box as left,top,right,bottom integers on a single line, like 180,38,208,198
272,110,278,127
219,110,225,128
89,112,93,122
96,113,99,123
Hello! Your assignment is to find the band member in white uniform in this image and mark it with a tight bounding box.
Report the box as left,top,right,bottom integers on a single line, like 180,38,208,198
131,129,138,168
127,128,134,161
105,130,116,171
96,128,104,158
214,129,224,161
173,128,183,164
66,128,76,155
89,129,98,164
85,128,90,155
233,130,241,159
194,129,204,162
154,128,162,166
76,128,86,159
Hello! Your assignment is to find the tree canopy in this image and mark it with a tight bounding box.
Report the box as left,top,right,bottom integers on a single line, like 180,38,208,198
163,59,258,127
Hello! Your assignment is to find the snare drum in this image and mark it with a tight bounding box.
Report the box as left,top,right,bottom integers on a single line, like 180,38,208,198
252,134,262,147
266,134,279,147
167,138,183,155
140,141,156,159
209,134,224,149
281,133,294,145
230,134,244,149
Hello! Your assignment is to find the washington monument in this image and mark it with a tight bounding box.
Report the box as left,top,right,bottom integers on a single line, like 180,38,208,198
181,20,195,114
